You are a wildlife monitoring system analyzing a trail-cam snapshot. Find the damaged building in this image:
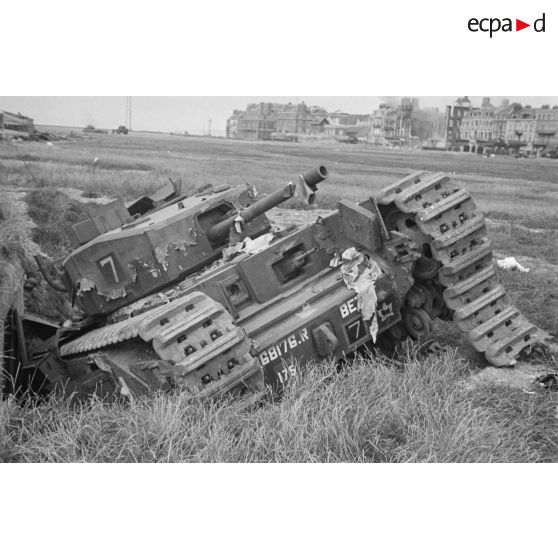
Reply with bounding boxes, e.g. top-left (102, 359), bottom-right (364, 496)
top-left (325, 112), bottom-right (371, 142)
top-left (369, 99), bottom-right (414, 146)
top-left (227, 98), bottom-right (458, 147)
top-left (411, 107), bottom-right (446, 147)
top-left (443, 97), bottom-right (471, 150)
top-left (227, 100), bottom-right (422, 145)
